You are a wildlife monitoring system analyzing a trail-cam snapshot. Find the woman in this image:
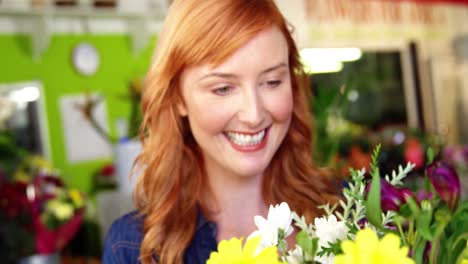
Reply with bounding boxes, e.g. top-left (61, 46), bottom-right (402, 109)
top-left (103, 0), bottom-right (337, 263)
